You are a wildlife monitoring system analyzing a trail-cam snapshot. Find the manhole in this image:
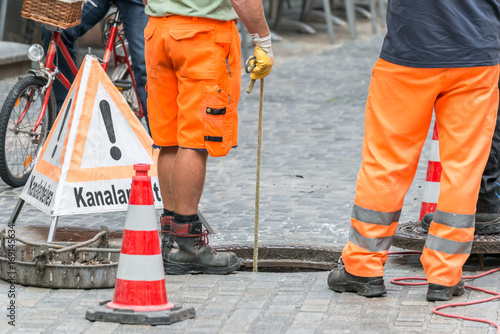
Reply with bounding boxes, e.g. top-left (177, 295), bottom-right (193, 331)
top-left (215, 245), bottom-right (341, 272)
top-left (393, 220), bottom-right (500, 254)
top-left (1, 224), bottom-right (341, 289)
top-left (0, 227), bottom-right (119, 289)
